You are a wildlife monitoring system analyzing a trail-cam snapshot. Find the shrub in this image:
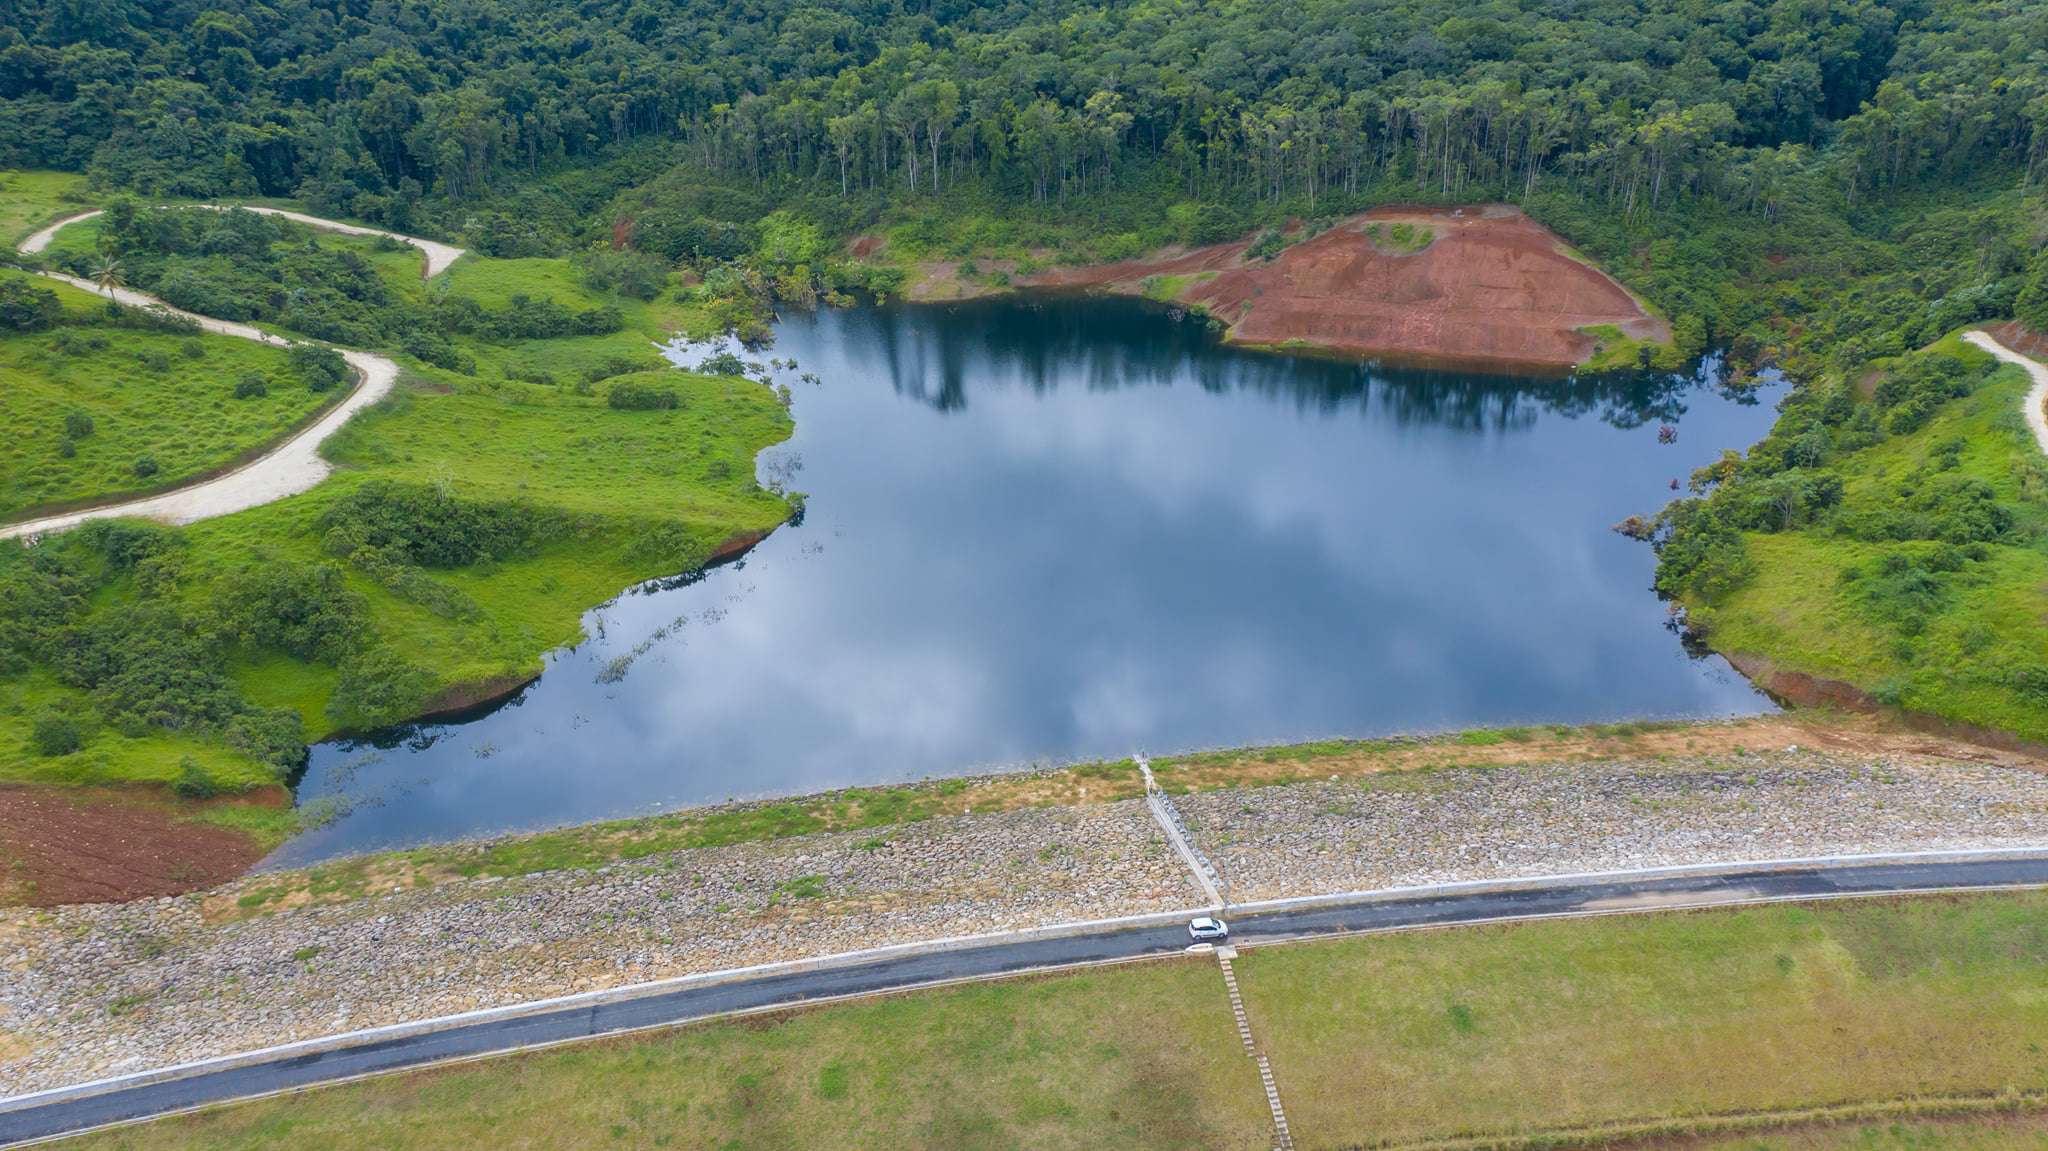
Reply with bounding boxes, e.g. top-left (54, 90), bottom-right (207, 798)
top-left (288, 344), bottom-right (350, 393)
top-left (1652, 499), bottom-right (1756, 601)
top-left (233, 373), bottom-right (269, 399)
top-left (574, 248), bottom-right (669, 299)
top-left (607, 378), bottom-right (682, 410)
top-left (585, 354), bottom-right (653, 384)
top-left (319, 479), bottom-right (575, 568)
top-left (326, 647), bottom-right (435, 730)
top-left (173, 757), bottom-right (219, 799)
top-left (31, 712), bottom-right (81, 756)
top-left (697, 351), bottom-right (747, 376)
top-left (180, 339), bottom-right (206, 360)
top-left (132, 456), bottom-right (160, 478)
top-left (63, 409), bottom-right (95, 438)
top-left (399, 329), bottom-right (474, 373)
top-left (57, 439), bottom-right (75, 458)
top-left (0, 279), bottom-right (61, 331)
